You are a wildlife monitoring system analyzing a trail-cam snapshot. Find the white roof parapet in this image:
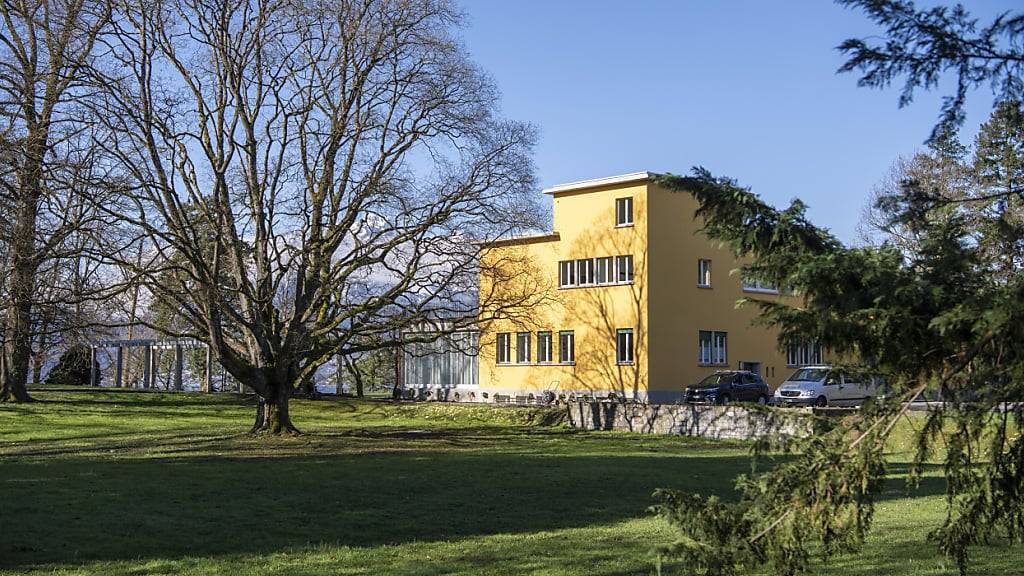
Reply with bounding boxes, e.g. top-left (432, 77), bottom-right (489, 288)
top-left (542, 171), bottom-right (659, 195)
